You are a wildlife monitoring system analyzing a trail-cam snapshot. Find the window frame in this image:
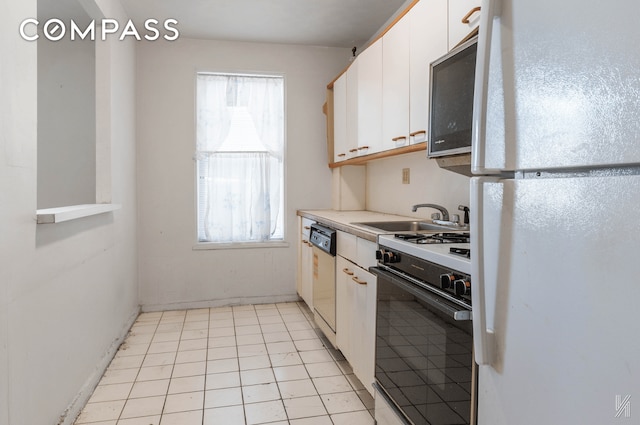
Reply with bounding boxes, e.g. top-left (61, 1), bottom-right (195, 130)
top-left (192, 71), bottom-right (288, 250)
